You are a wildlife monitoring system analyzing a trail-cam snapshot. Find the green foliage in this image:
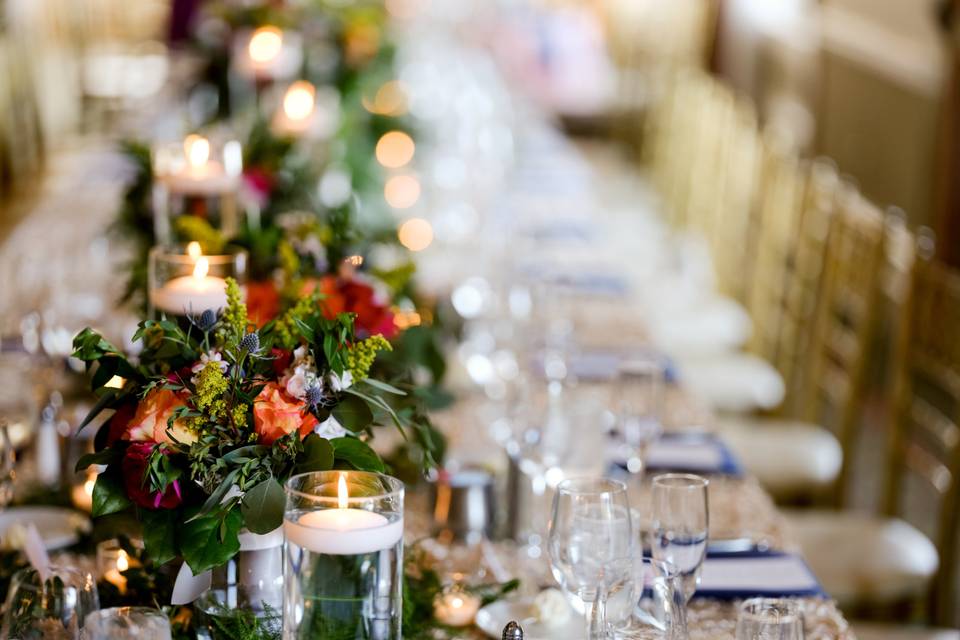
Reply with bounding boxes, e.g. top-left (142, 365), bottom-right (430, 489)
top-left (331, 437), bottom-right (385, 473)
top-left (240, 478), bottom-right (285, 535)
top-left (201, 603), bottom-right (281, 640)
top-left (180, 509), bottom-right (243, 574)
